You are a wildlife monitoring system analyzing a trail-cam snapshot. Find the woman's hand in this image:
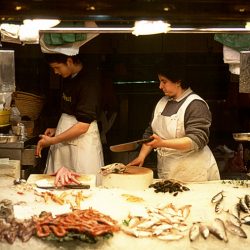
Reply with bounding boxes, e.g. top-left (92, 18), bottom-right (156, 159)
top-left (127, 155), bottom-right (145, 167)
top-left (52, 166), bottom-right (81, 187)
top-left (145, 134), bottom-right (165, 148)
